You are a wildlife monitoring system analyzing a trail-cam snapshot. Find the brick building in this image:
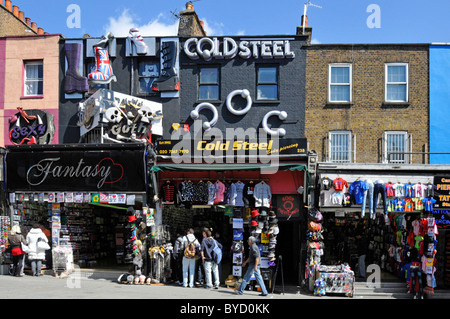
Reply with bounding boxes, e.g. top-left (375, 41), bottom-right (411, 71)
top-left (0, 0), bottom-right (46, 36)
top-left (305, 43), bottom-right (429, 165)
